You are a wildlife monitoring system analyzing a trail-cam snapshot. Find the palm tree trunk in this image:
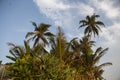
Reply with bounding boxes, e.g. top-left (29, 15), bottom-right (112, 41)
top-left (59, 35), bottom-right (62, 66)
